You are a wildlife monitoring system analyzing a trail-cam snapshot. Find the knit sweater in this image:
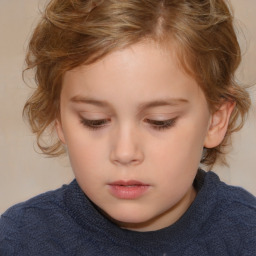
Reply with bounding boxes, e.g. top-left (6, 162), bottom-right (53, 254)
top-left (1, 170), bottom-right (256, 256)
